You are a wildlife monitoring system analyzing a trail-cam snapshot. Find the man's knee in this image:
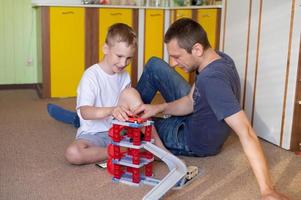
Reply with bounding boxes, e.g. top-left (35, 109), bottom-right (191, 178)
top-left (145, 57), bottom-right (167, 71)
